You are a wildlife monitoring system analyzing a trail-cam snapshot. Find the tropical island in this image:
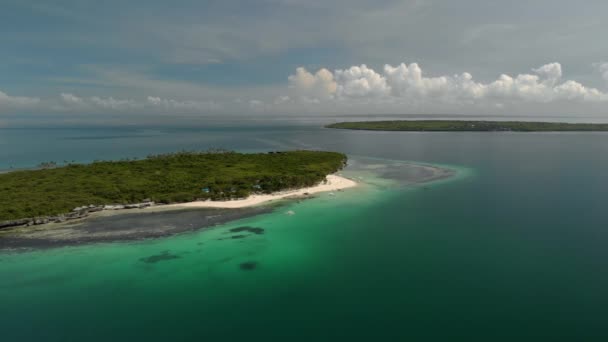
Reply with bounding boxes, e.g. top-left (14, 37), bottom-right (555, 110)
top-left (326, 120), bottom-right (608, 132)
top-left (0, 150), bottom-right (350, 229)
